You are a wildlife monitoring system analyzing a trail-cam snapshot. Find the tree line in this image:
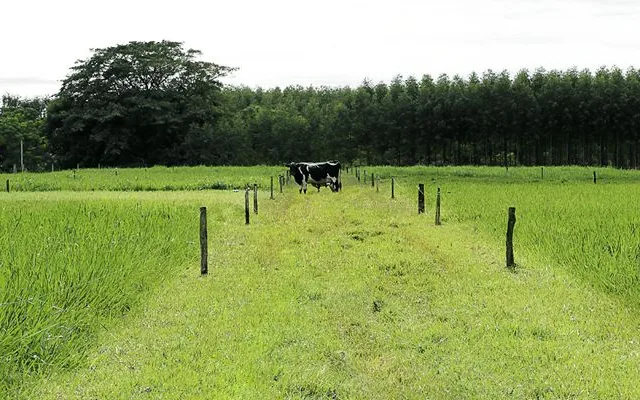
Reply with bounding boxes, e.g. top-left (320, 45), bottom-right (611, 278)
top-left (219, 67), bottom-right (640, 168)
top-left (1, 41), bottom-right (639, 170)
